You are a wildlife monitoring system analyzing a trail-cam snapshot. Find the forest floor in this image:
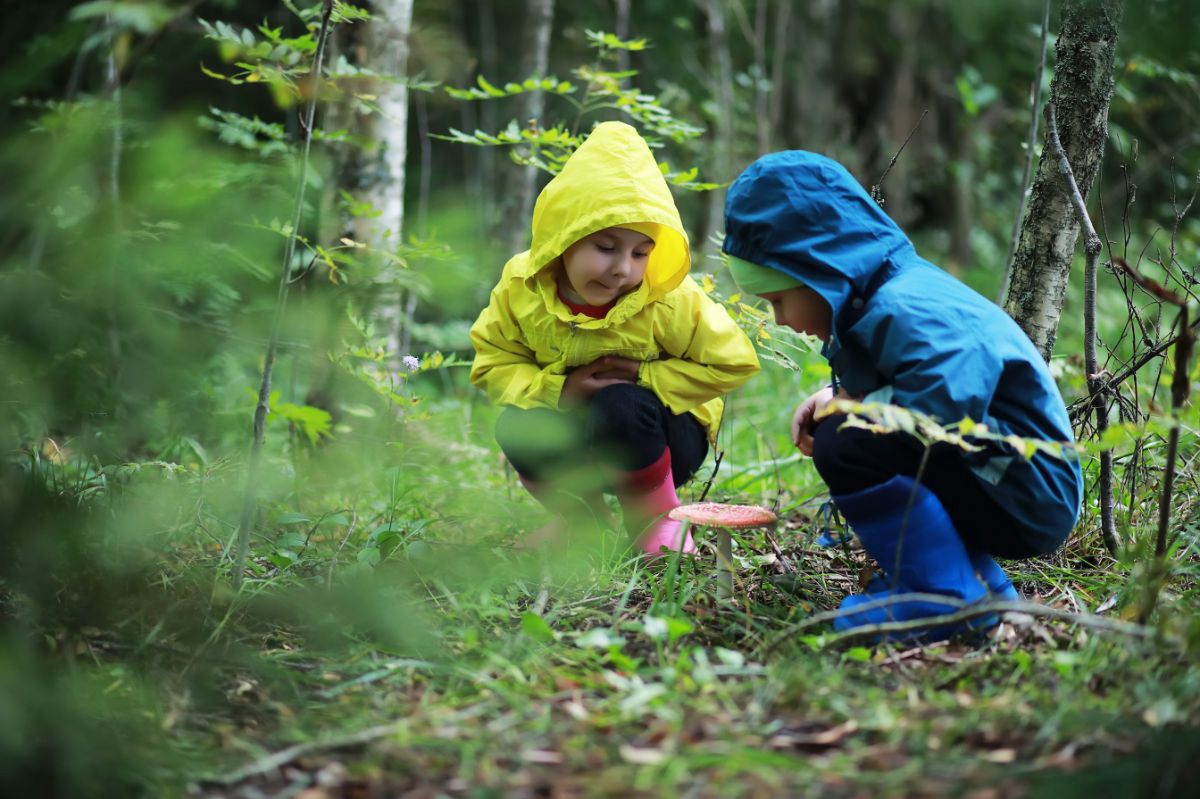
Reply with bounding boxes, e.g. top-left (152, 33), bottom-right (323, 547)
top-left (178, 504), bottom-right (1200, 799)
